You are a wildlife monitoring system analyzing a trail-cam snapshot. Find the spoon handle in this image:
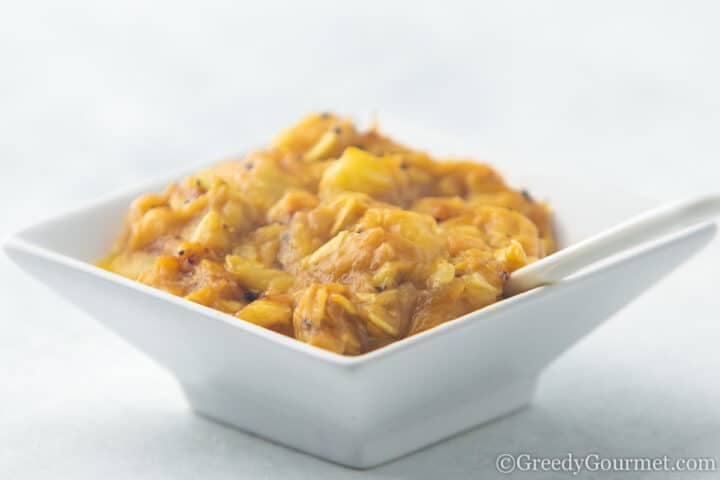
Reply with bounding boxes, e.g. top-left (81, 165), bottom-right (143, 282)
top-left (504, 194), bottom-right (720, 296)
